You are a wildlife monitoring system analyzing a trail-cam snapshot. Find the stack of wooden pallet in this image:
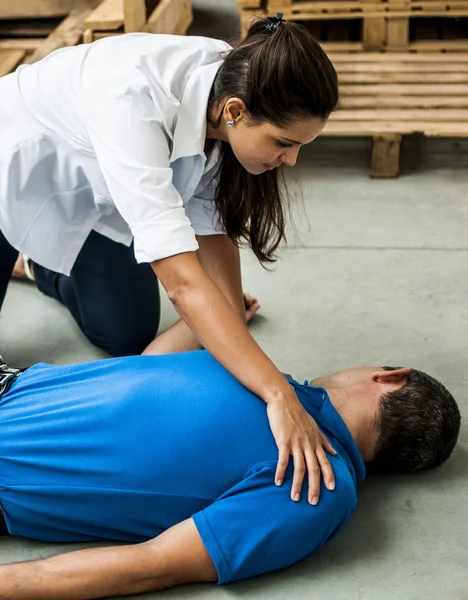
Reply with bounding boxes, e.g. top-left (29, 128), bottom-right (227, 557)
top-left (239, 1), bottom-right (468, 176)
top-left (82, 0), bottom-right (192, 44)
top-left (0, 0), bottom-right (193, 79)
top-left (325, 52), bottom-right (468, 176)
top-left (240, 0), bottom-right (468, 51)
top-left (0, 0), bottom-right (98, 76)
